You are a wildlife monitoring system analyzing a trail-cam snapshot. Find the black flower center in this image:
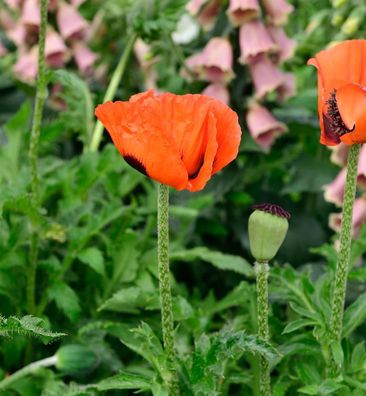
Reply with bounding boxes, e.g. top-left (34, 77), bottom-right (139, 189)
top-left (252, 203), bottom-right (291, 219)
top-left (124, 155), bottom-right (147, 175)
top-left (323, 90), bottom-right (354, 141)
